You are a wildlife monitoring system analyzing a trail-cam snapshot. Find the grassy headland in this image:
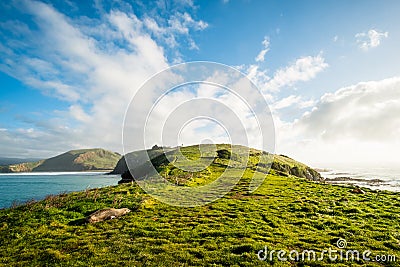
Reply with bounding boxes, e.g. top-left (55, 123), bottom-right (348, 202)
top-left (0, 145), bottom-right (399, 266)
